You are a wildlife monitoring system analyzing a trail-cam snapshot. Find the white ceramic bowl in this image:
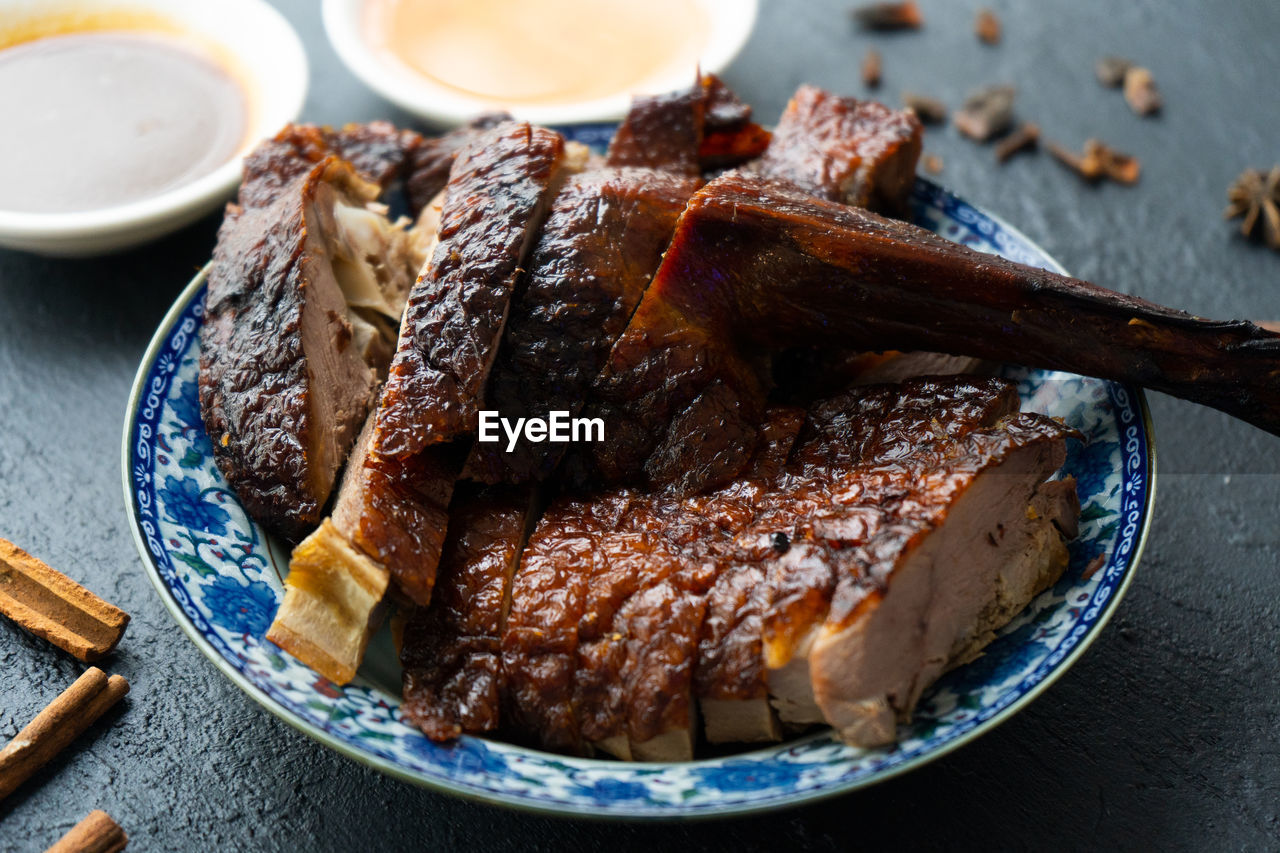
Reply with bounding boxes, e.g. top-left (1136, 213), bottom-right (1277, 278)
top-left (0, 0), bottom-right (307, 256)
top-left (323, 0), bottom-right (758, 127)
